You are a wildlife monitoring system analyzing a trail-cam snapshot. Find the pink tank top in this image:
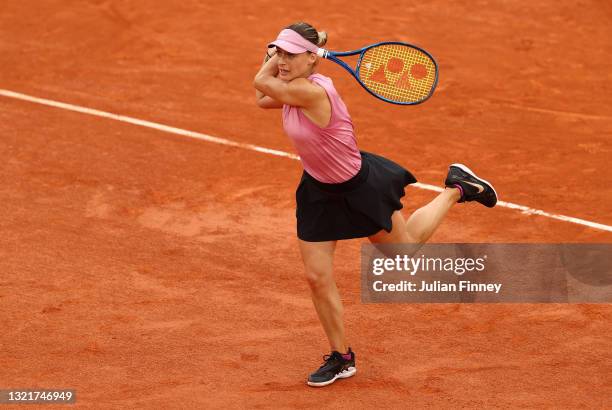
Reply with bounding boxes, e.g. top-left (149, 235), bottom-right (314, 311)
top-left (282, 73), bottom-right (362, 183)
